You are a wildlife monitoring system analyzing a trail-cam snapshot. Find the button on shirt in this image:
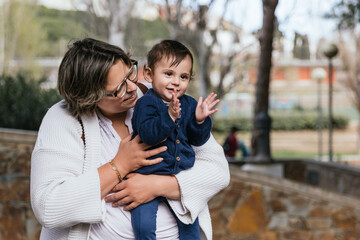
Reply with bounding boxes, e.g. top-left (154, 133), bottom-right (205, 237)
top-left (131, 89), bottom-right (212, 175)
